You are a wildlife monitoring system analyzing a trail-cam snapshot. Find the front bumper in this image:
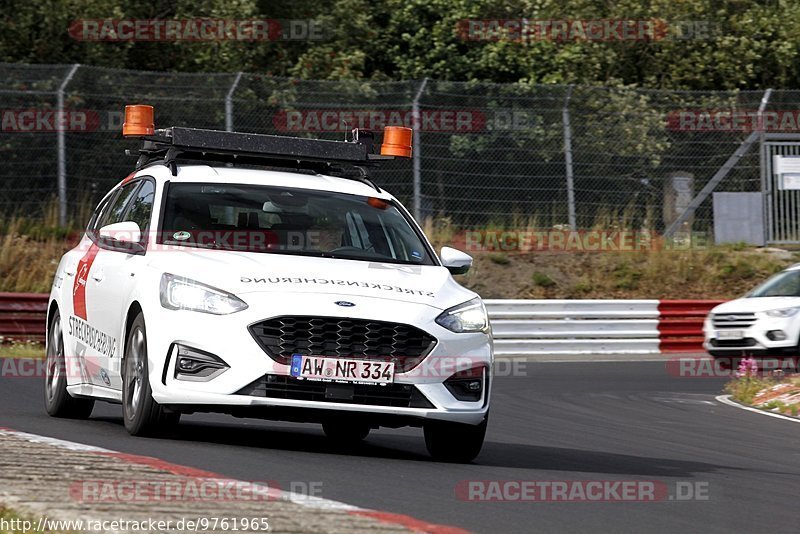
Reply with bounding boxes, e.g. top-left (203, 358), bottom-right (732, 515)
top-left (703, 314), bottom-right (798, 356)
top-left (145, 292), bottom-right (492, 426)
